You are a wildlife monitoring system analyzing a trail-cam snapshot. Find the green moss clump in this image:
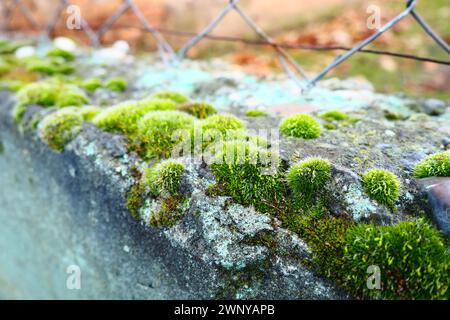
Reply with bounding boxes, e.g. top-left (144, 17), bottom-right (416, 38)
top-left (78, 106), bottom-right (102, 121)
top-left (201, 114), bottom-right (245, 134)
top-left (105, 77), bottom-right (128, 92)
top-left (362, 169), bottom-right (400, 207)
top-left (279, 114), bottom-right (321, 139)
top-left (92, 99), bottom-right (176, 134)
top-left (46, 47), bottom-right (75, 61)
top-left (149, 195), bottom-right (188, 227)
top-left (413, 151), bottom-right (450, 178)
top-left (137, 111), bottom-right (195, 158)
top-left (0, 79), bottom-right (24, 92)
top-left (24, 57), bottom-right (75, 75)
top-left (210, 140), bottom-right (284, 212)
top-left (37, 108), bottom-right (83, 151)
top-left (287, 158), bottom-right (332, 205)
top-left (81, 78), bottom-right (102, 92)
top-left (56, 84), bottom-right (90, 107)
top-left (152, 91), bottom-right (190, 104)
top-left (0, 58), bottom-right (11, 76)
top-left (324, 123), bottom-right (336, 130)
top-left (177, 102), bottom-right (217, 119)
top-left (13, 81), bottom-right (89, 121)
top-left (0, 39), bottom-right (24, 54)
top-left (145, 160), bottom-right (185, 197)
top-left (344, 219), bottom-right (450, 299)
top-left (284, 213), bottom-right (353, 280)
top-left (199, 114), bottom-right (245, 148)
top-left (320, 110), bottom-right (349, 121)
top-left (245, 109), bottom-right (267, 117)
top-left (126, 181), bottom-right (146, 219)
